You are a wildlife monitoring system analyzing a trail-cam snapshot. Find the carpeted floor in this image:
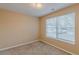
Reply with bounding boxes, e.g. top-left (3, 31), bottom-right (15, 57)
top-left (0, 41), bottom-right (70, 55)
